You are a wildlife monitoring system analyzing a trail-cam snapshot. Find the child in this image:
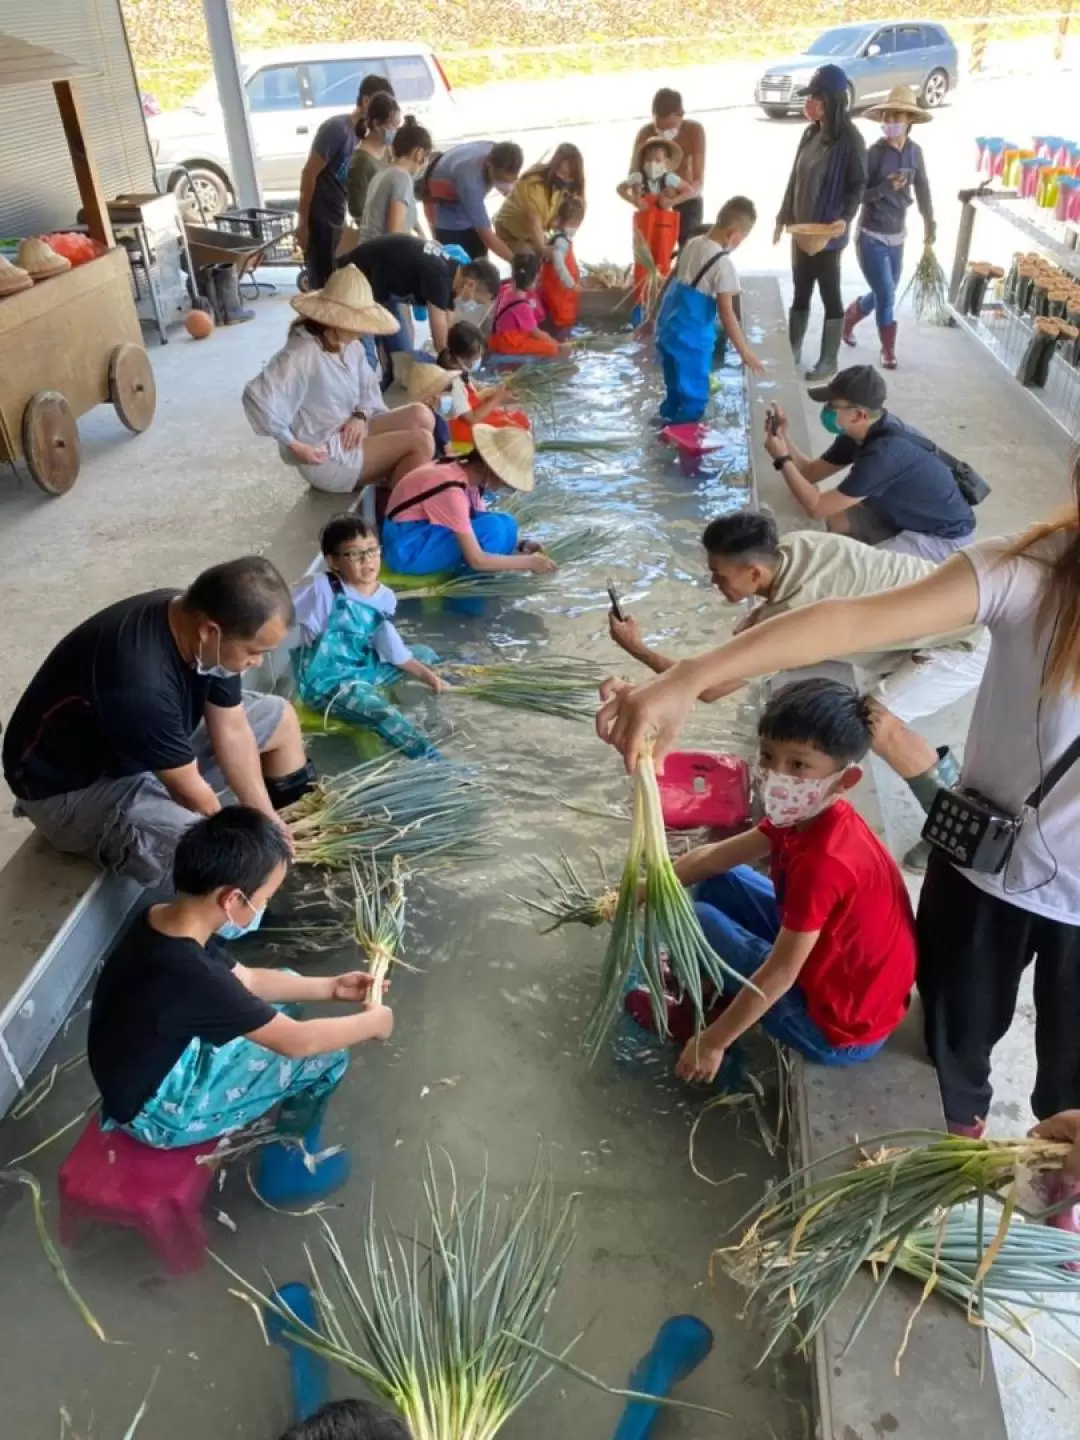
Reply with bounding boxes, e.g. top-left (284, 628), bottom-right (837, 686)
top-left (617, 136), bottom-right (692, 320)
top-left (380, 424), bottom-right (555, 576)
top-left (540, 194), bottom-right (585, 335)
top-left (656, 195), bottom-right (765, 425)
top-left (435, 321), bottom-right (530, 446)
top-left (292, 515), bottom-right (442, 758)
top-left (278, 1399), bottom-right (410, 1440)
top-left (405, 360), bottom-right (456, 456)
top-left (488, 250), bottom-right (563, 359)
top-left (626, 678), bottom-right (916, 1084)
top-left (86, 808), bottom-right (394, 1203)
